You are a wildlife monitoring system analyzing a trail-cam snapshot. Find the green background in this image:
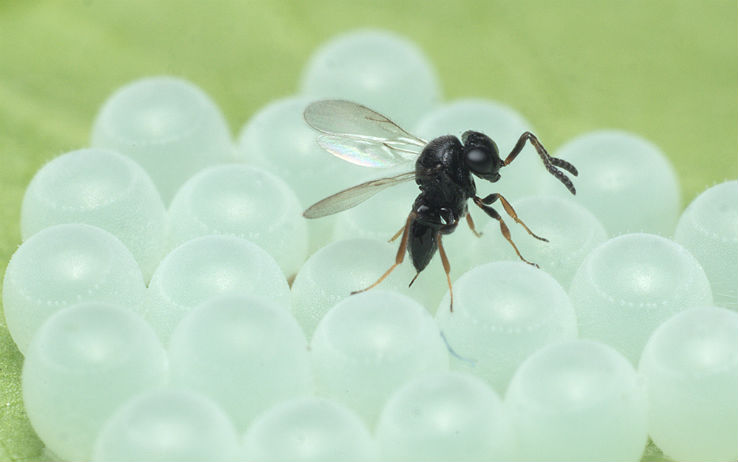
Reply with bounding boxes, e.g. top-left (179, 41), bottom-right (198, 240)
top-left (1, 1), bottom-right (736, 459)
